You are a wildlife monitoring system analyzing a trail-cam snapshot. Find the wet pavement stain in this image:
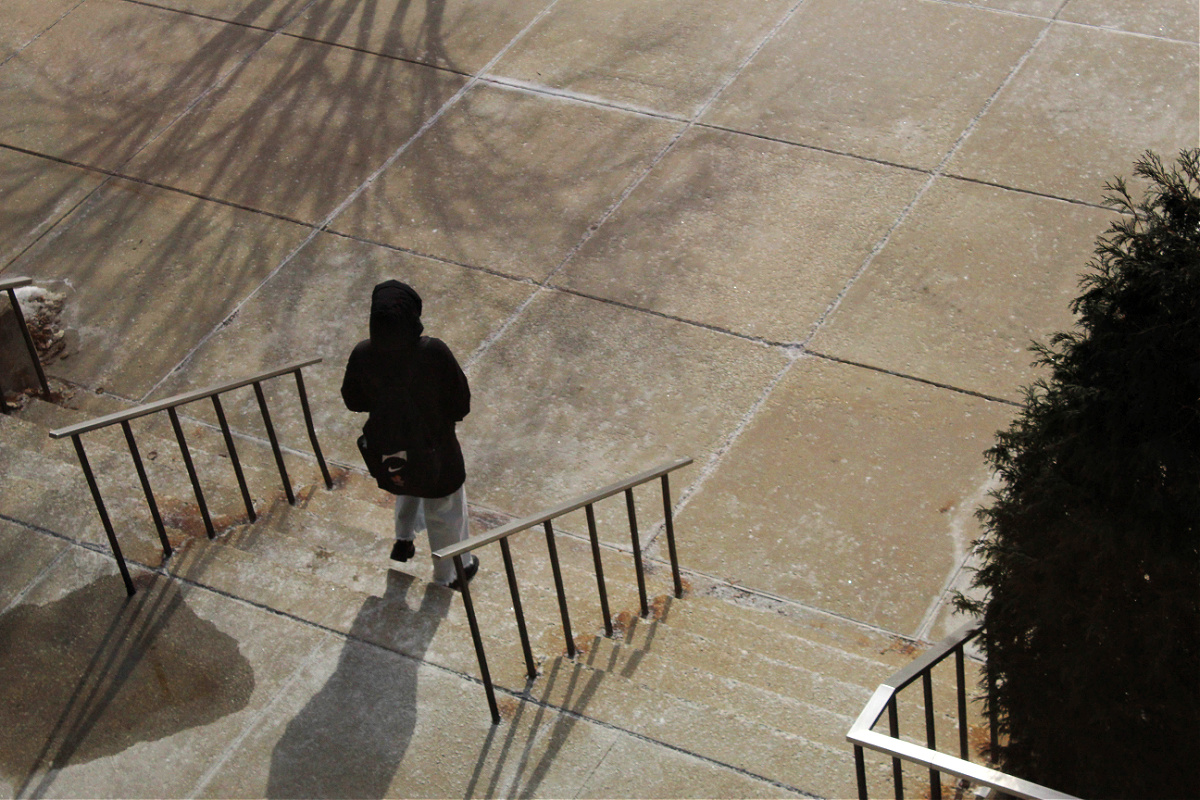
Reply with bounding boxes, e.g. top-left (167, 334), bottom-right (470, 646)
top-left (0, 572), bottom-right (254, 787)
